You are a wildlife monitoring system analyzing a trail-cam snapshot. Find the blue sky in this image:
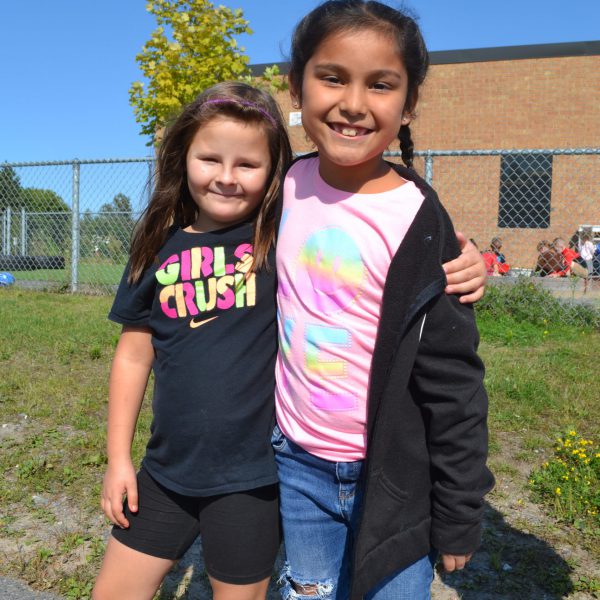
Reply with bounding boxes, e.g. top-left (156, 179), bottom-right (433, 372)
top-left (1, 0), bottom-right (598, 163)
